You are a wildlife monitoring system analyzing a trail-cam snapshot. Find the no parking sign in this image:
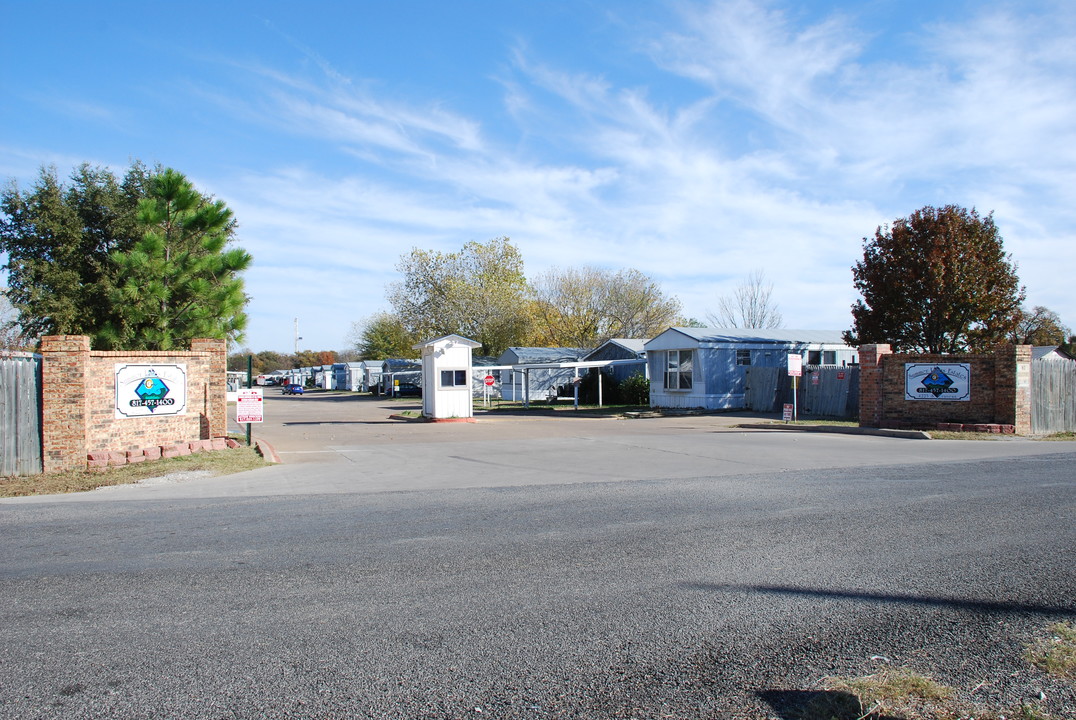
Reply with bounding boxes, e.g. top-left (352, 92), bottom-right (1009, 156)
top-left (237, 388), bottom-right (264, 423)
